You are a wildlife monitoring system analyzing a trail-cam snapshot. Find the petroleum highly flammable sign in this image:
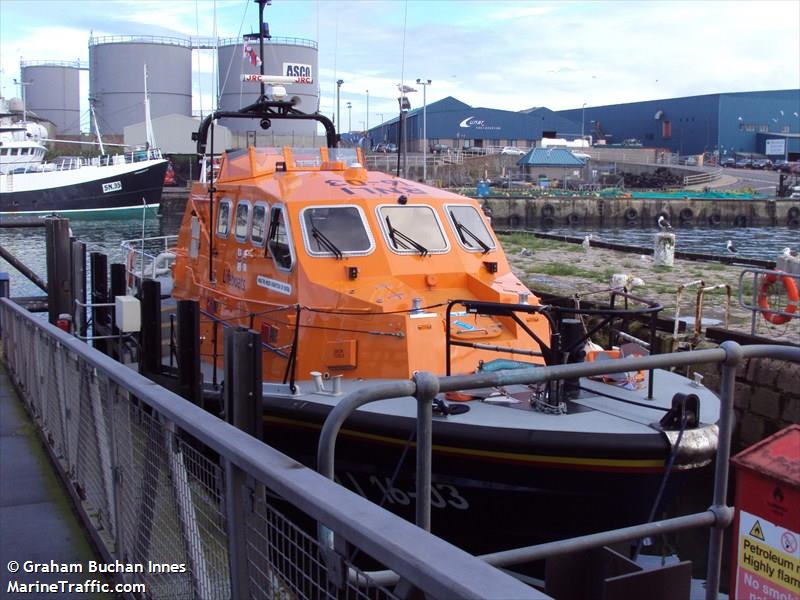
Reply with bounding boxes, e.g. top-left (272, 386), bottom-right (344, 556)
top-left (736, 510), bottom-right (800, 600)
